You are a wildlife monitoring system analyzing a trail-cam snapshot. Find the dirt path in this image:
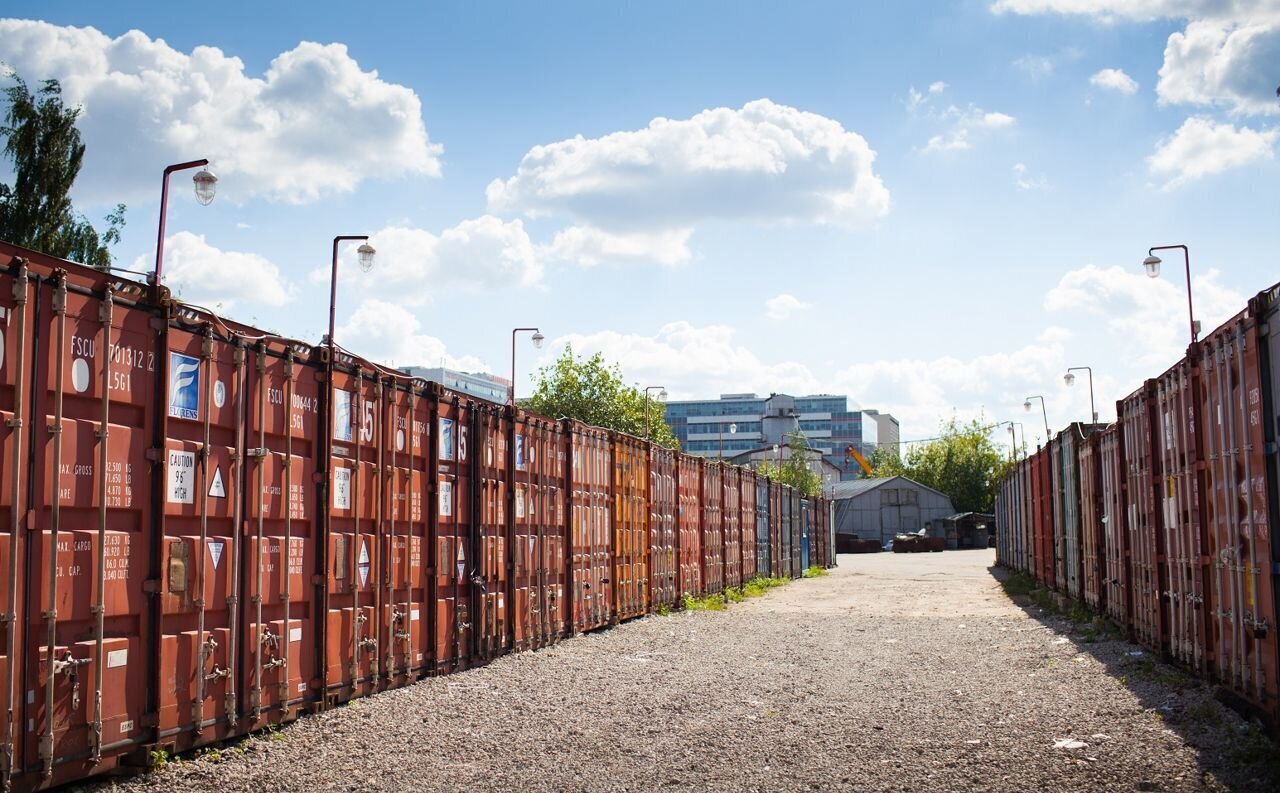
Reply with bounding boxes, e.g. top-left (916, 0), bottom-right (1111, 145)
top-left (116, 551), bottom-right (1278, 792)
